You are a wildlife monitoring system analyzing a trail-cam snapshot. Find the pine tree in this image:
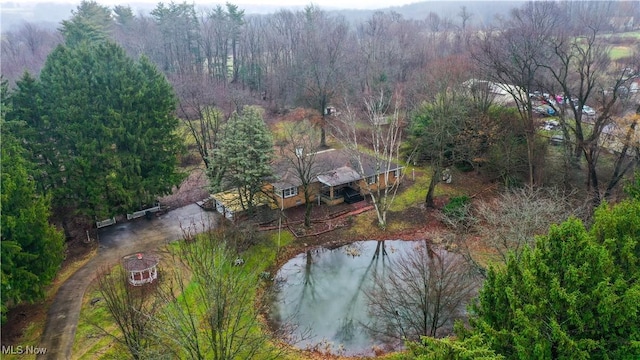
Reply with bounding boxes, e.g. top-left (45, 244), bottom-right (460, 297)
top-left (1, 81), bottom-right (64, 322)
top-left (209, 106), bottom-right (273, 212)
top-left (10, 40), bottom-right (184, 219)
top-left (60, 0), bottom-right (114, 46)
